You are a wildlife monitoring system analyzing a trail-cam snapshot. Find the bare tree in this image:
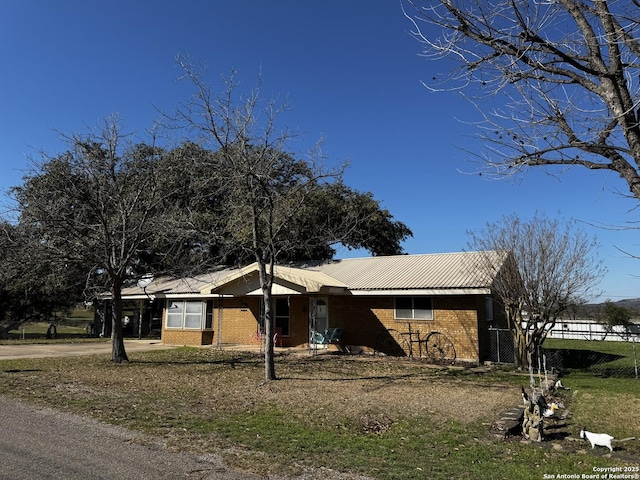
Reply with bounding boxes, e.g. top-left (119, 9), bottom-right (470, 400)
top-left (467, 213), bottom-right (605, 366)
top-left (170, 59), bottom-right (347, 380)
top-left (169, 58), bottom-right (412, 380)
top-left (404, 1), bottom-right (640, 199)
top-left (13, 117), bottom-right (170, 362)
